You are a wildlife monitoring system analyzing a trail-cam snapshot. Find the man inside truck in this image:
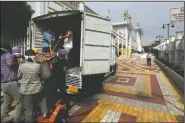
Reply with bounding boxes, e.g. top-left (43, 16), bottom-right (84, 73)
top-left (59, 30), bottom-right (73, 61)
top-left (42, 29), bottom-right (55, 53)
